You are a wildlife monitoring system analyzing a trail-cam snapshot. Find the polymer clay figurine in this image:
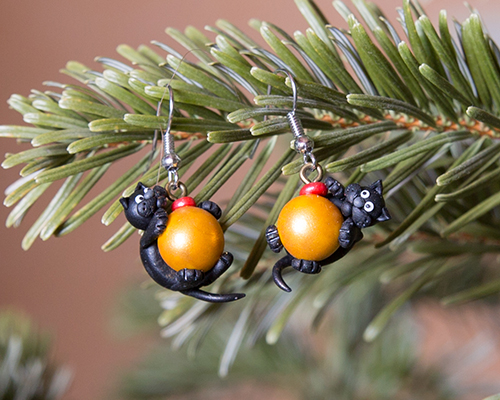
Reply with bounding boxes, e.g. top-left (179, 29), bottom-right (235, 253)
top-left (120, 85), bottom-right (244, 303)
top-left (265, 69), bottom-right (390, 292)
top-left (266, 177), bottom-right (390, 292)
top-left (121, 183), bottom-right (245, 302)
